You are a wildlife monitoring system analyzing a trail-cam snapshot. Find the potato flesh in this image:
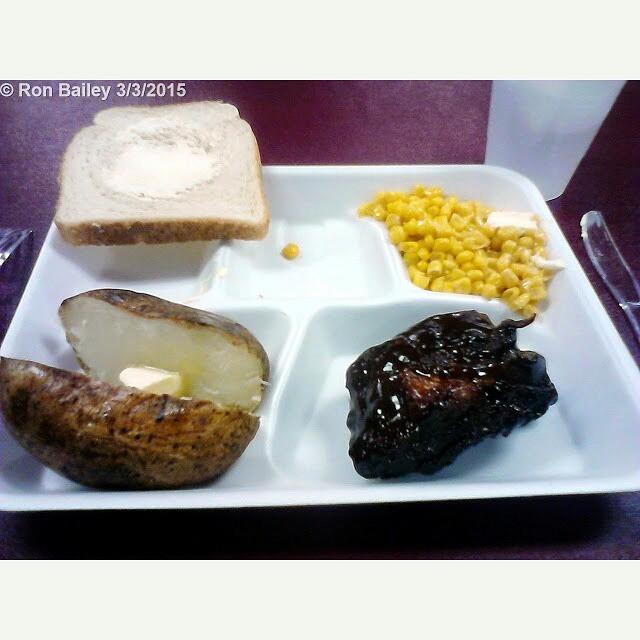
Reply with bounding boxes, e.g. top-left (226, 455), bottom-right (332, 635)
top-left (62, 297), bottom-right (264, 410)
